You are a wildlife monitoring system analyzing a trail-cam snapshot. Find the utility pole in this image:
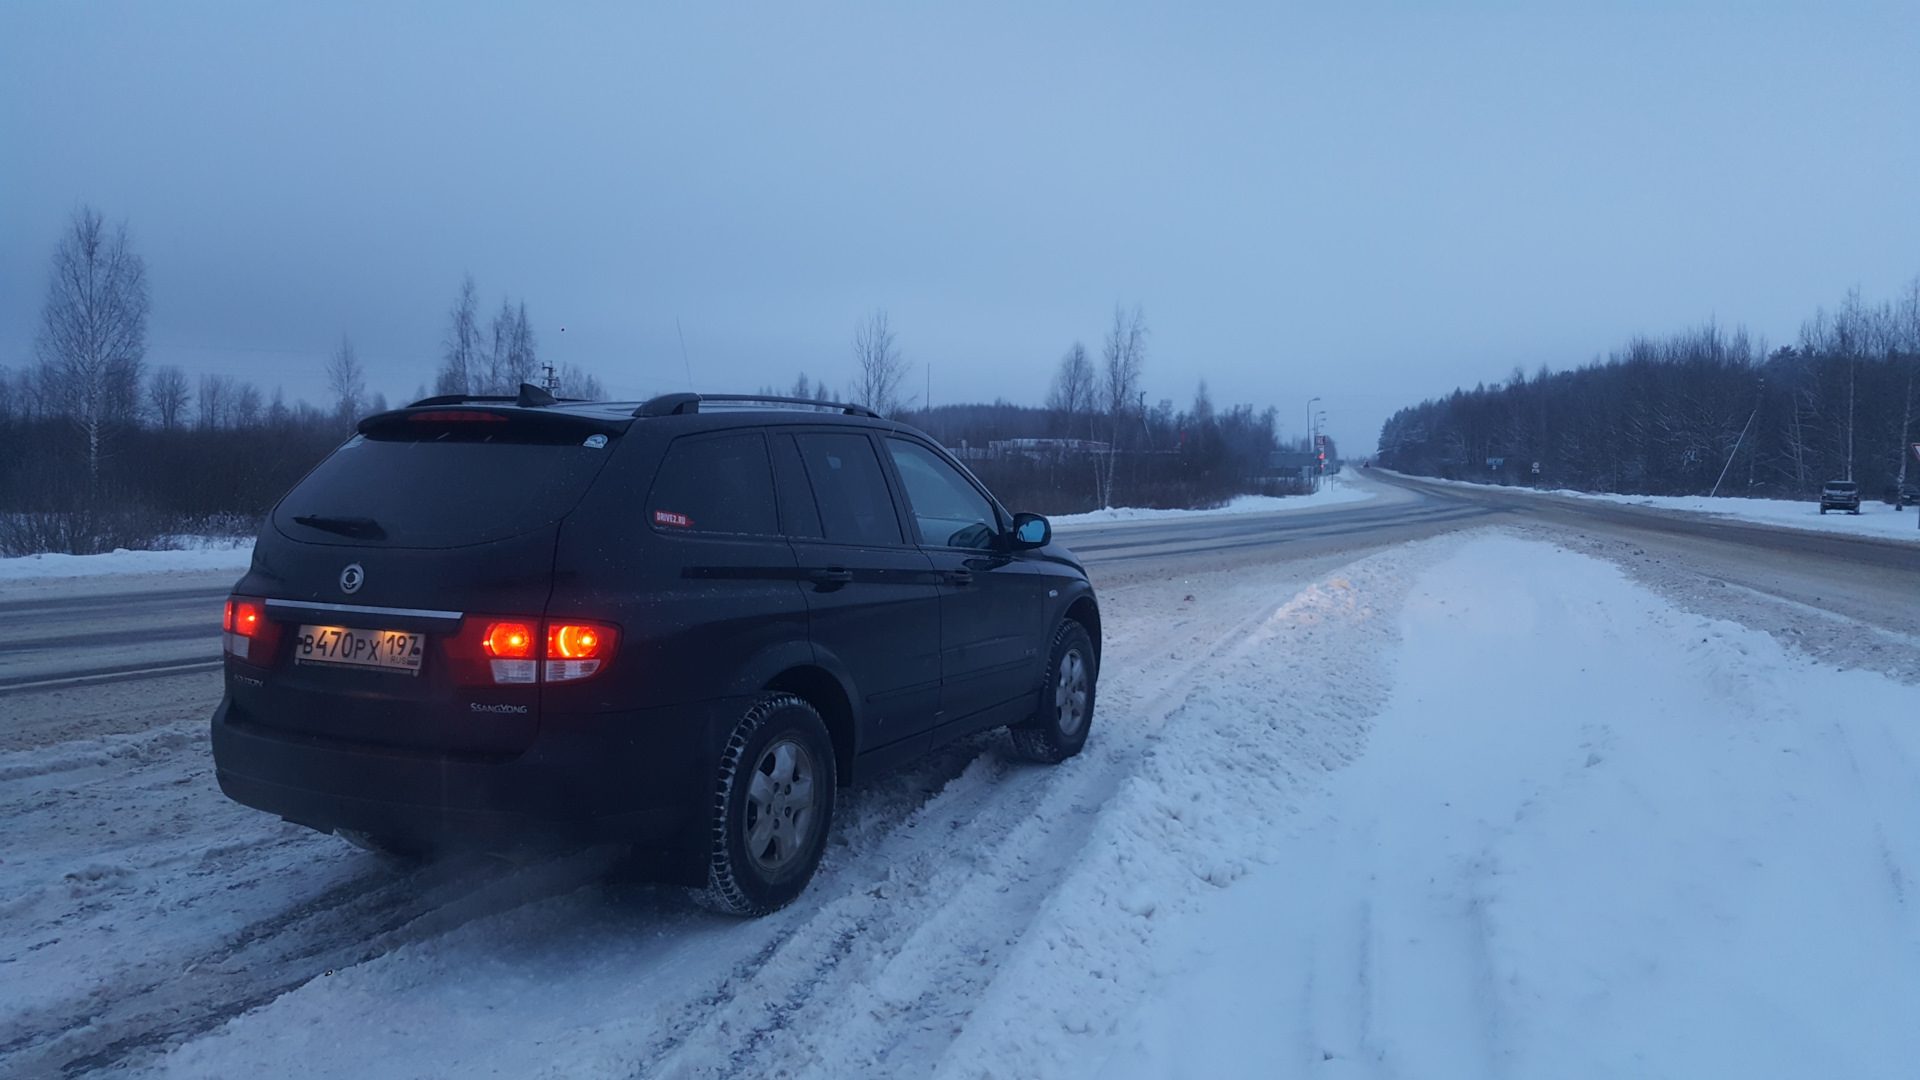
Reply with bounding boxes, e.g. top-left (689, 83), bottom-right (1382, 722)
top-left (1847, 352), bottom-right (1856, 481)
